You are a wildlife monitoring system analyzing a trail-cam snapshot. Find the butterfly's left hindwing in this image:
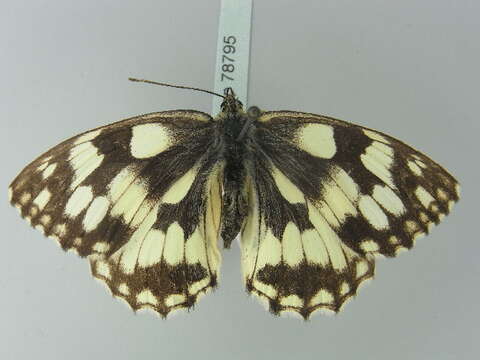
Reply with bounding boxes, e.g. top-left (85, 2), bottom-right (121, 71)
top-left (9, 111), bottom-right (223, 316)
top-left (240, 111), bottom-right (459, 318)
